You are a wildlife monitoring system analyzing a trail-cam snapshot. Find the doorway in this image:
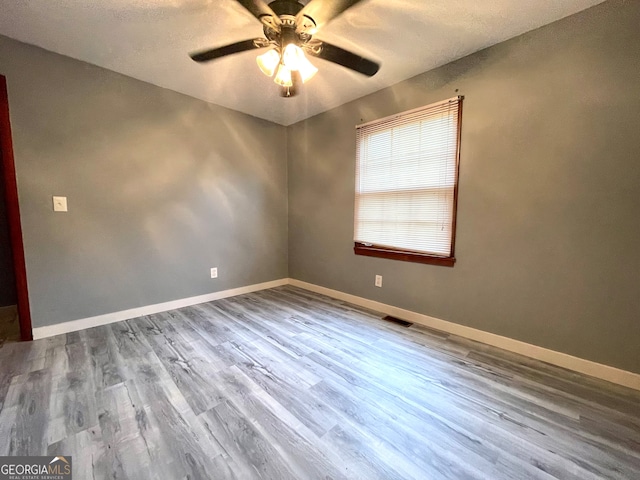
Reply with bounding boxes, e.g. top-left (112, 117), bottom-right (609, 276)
top-left (0, 162), bottom-right (19, 344)
top-left (0, 74), bottom-right (33, 342)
